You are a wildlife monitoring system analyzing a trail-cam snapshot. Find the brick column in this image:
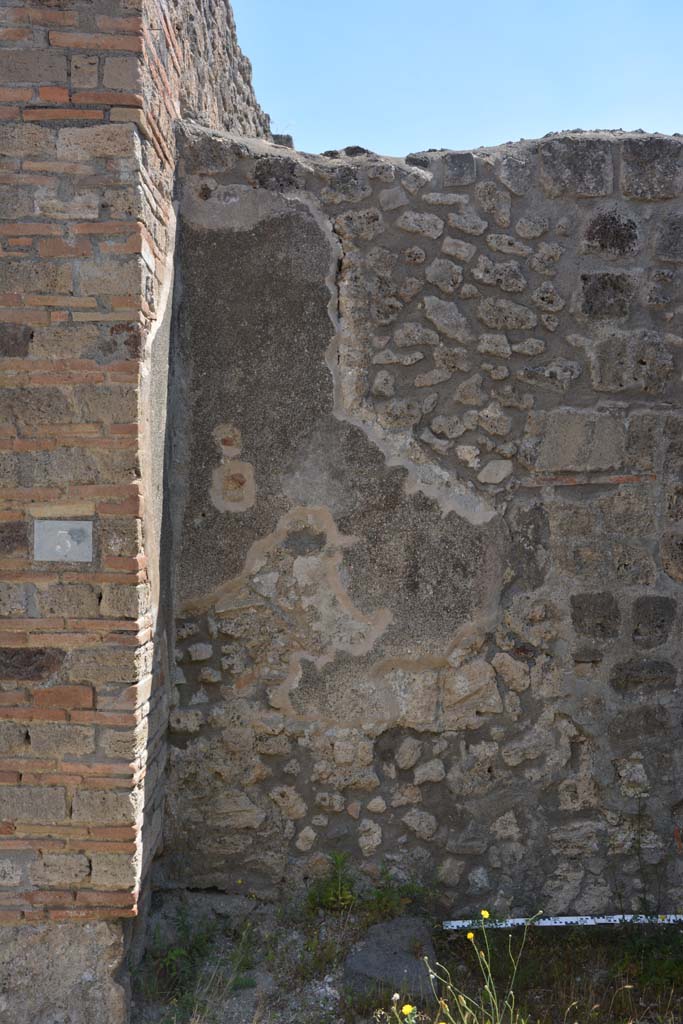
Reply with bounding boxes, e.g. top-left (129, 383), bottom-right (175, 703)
top-left (0, 1), bottom-right (268, 1017)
